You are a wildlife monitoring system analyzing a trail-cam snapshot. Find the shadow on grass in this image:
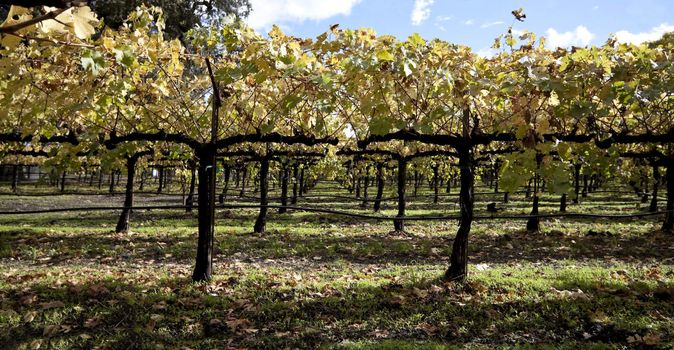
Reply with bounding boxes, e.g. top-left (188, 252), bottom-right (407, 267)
top-left (2, 221), bottom-right (671, 269)
top-left (1, 268), bottom-right (672, 349)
